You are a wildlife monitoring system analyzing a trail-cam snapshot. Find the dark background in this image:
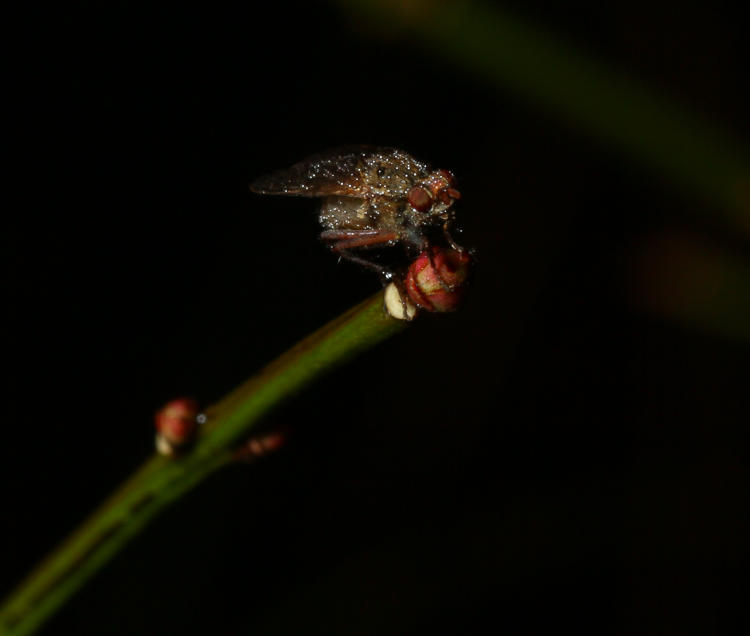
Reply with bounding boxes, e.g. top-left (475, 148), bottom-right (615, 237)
top-left (4, 2), bottom-right (748, 634)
